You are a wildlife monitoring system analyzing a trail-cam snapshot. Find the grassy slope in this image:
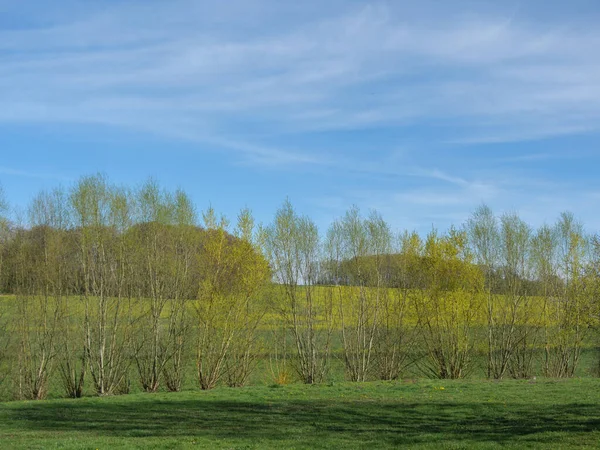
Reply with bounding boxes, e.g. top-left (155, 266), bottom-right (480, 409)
top-left (1, 379), bottom-right (599, 449)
